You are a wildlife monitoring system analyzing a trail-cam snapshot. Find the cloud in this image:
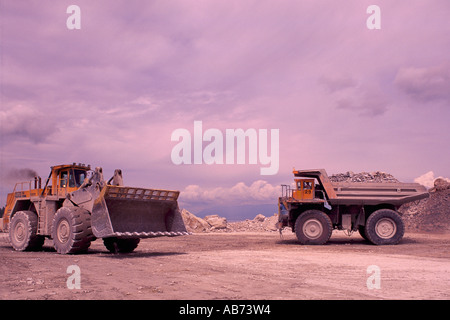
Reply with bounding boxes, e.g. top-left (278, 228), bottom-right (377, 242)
top-left (414, 171), bottom-right (450, 189)
top-left (319, 74), bottom-right (357, 93)
top-left (0, 104), bottom-right (58, 143)
top-left (319, 75), bottom-right (389, 117)
top-left (335, 91), bottom-right (388, 117)
top-left (180, 180), bottom-right (281, 205)
top-left (395, 64), bottom-right (450, 102)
